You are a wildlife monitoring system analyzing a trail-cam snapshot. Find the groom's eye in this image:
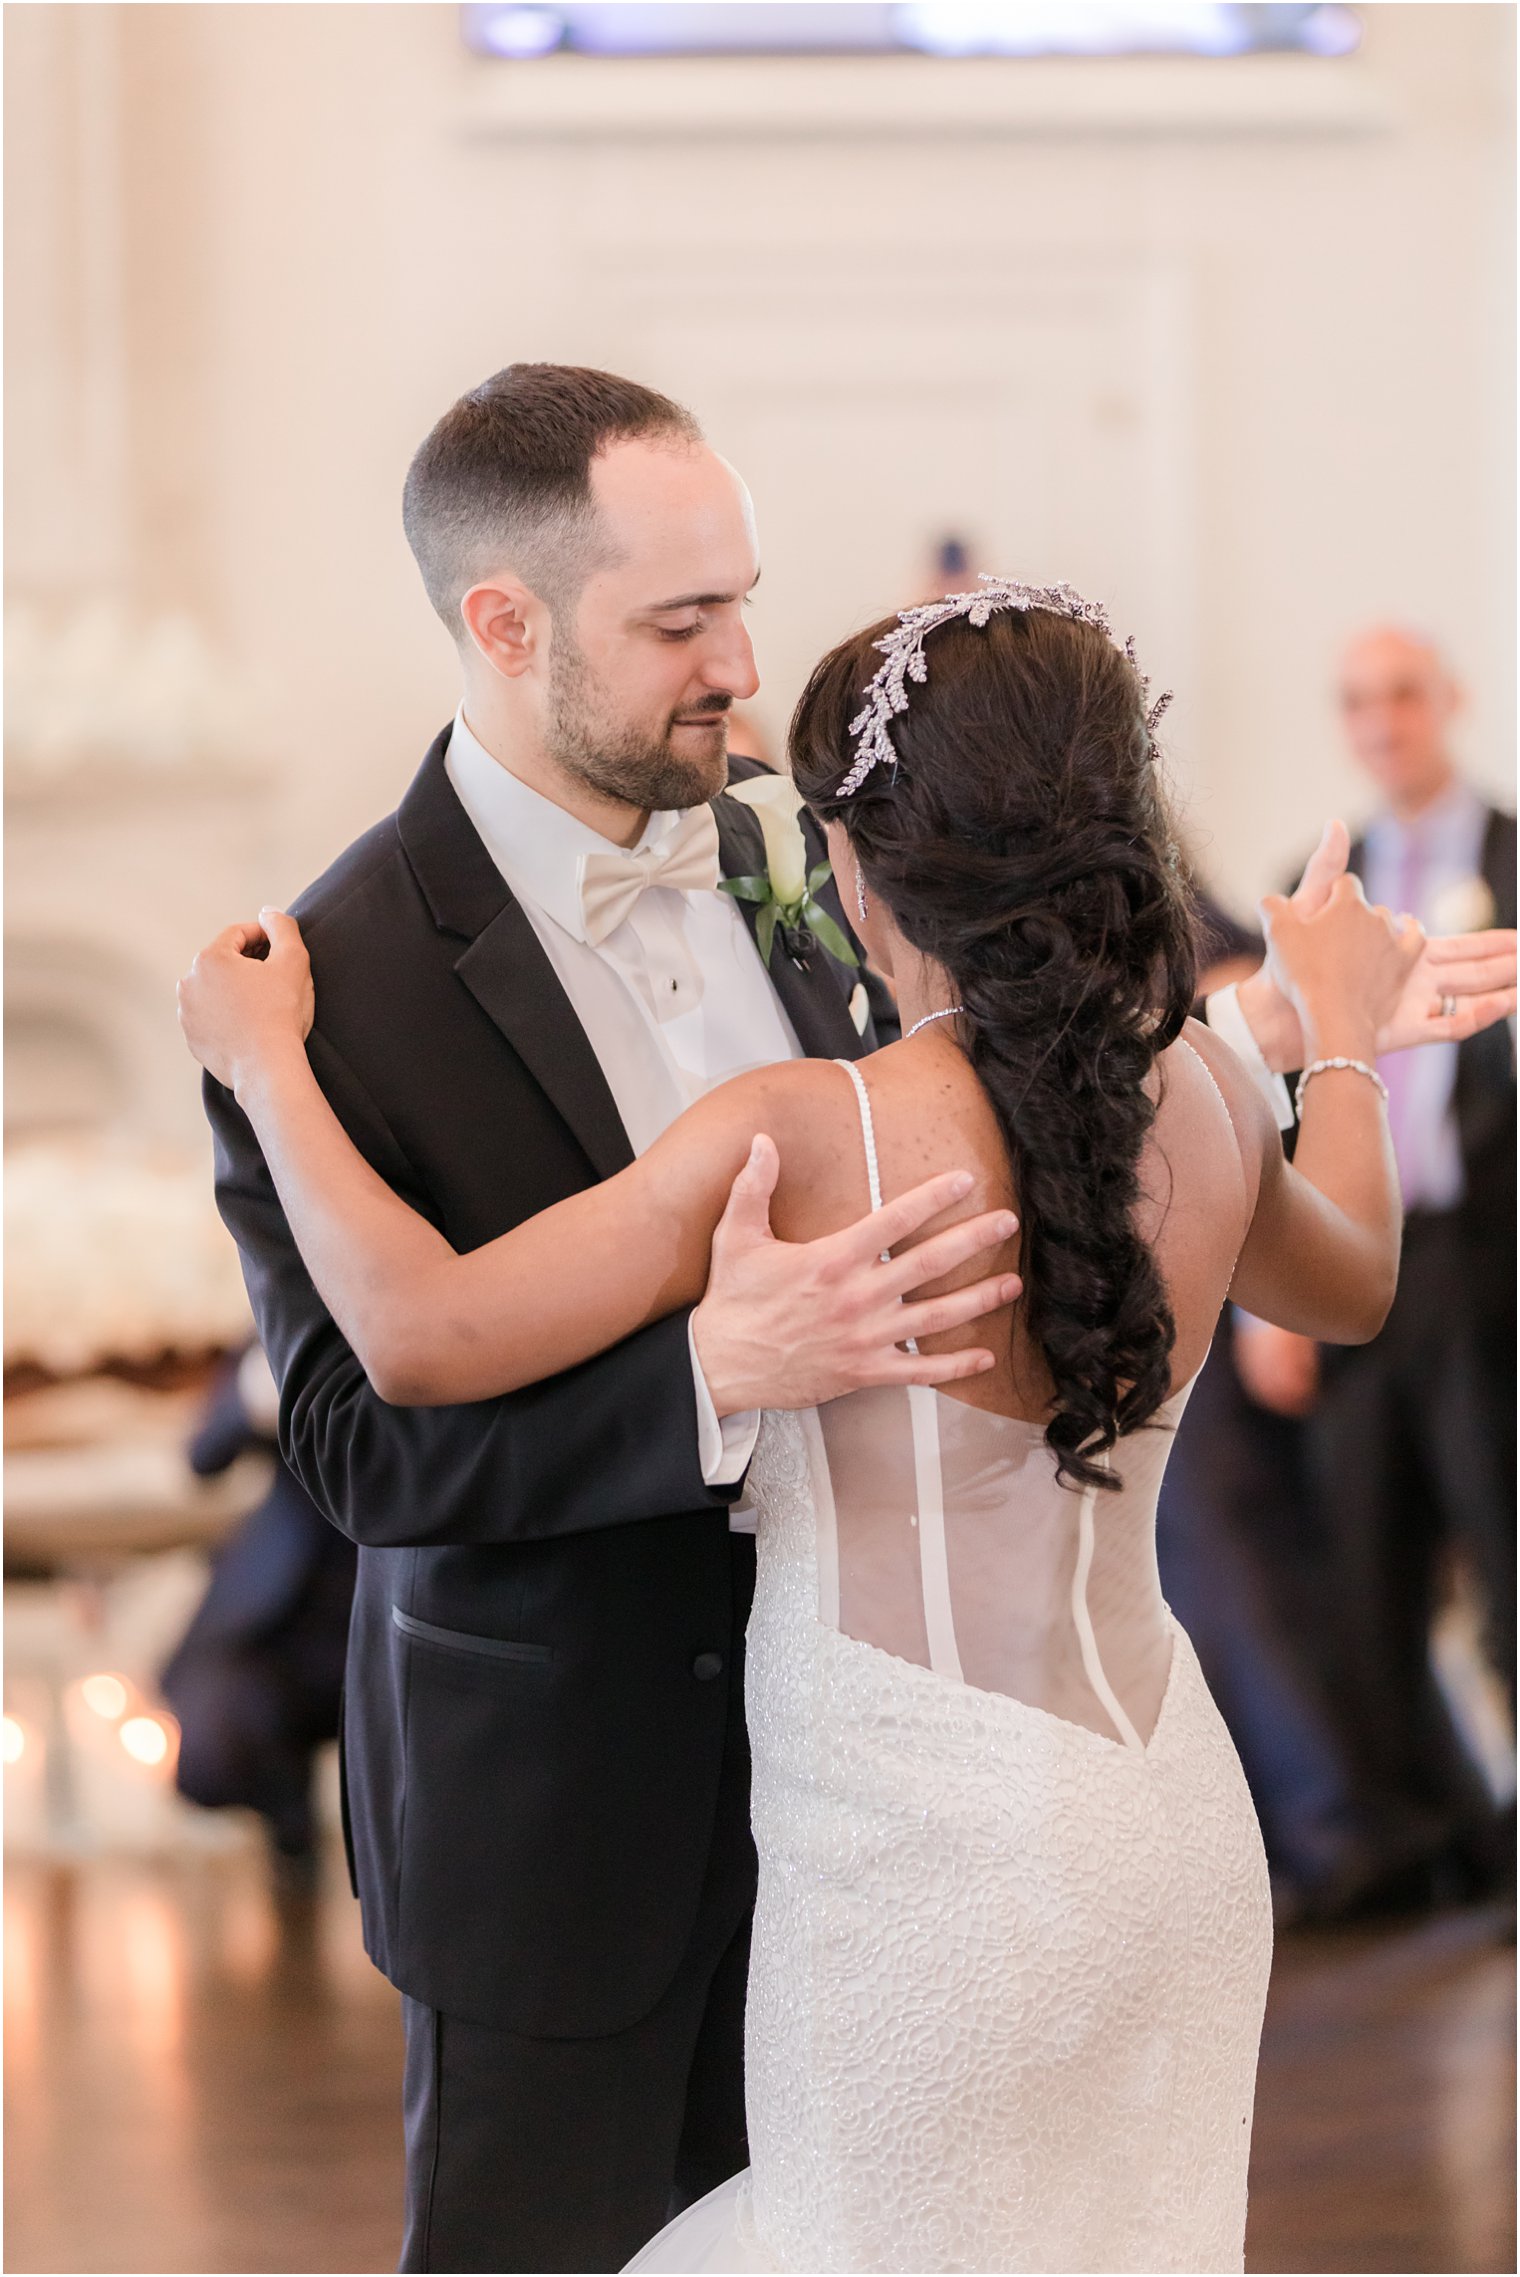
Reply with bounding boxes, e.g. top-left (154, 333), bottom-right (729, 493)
top-left (655, 618), bottom-right (705, 643)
